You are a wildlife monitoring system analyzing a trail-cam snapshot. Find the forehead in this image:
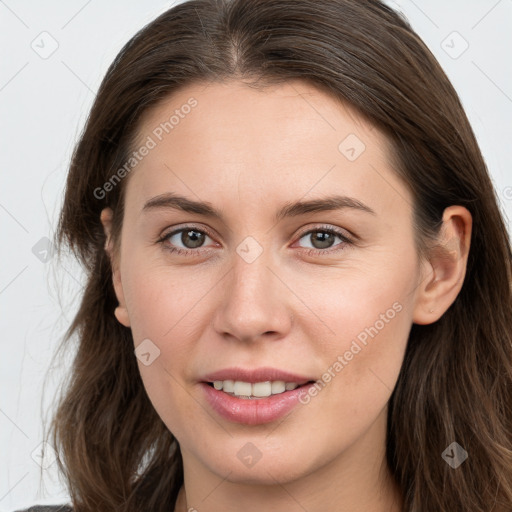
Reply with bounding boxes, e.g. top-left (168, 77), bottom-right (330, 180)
top-left (136, 78), bottom-right (382, 155)
top-left (124, 79), bottom-right (411, 219)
